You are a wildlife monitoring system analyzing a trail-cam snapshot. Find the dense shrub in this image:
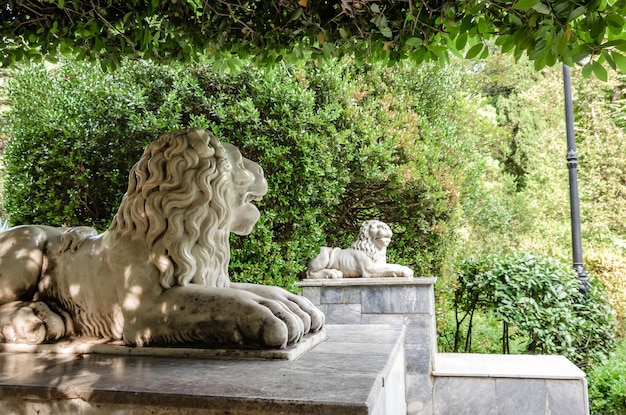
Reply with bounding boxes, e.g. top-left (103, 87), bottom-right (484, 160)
top-left (588, 339), bottom-right (626, 415)
top-left (3, 62), bottom-right (167, 227)
top-left (3, 58), bottom-right (468, 289)
top-left (586, 250), bottom-right (626, 336)
top-left (445, 252), bottom-right (615, 367)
